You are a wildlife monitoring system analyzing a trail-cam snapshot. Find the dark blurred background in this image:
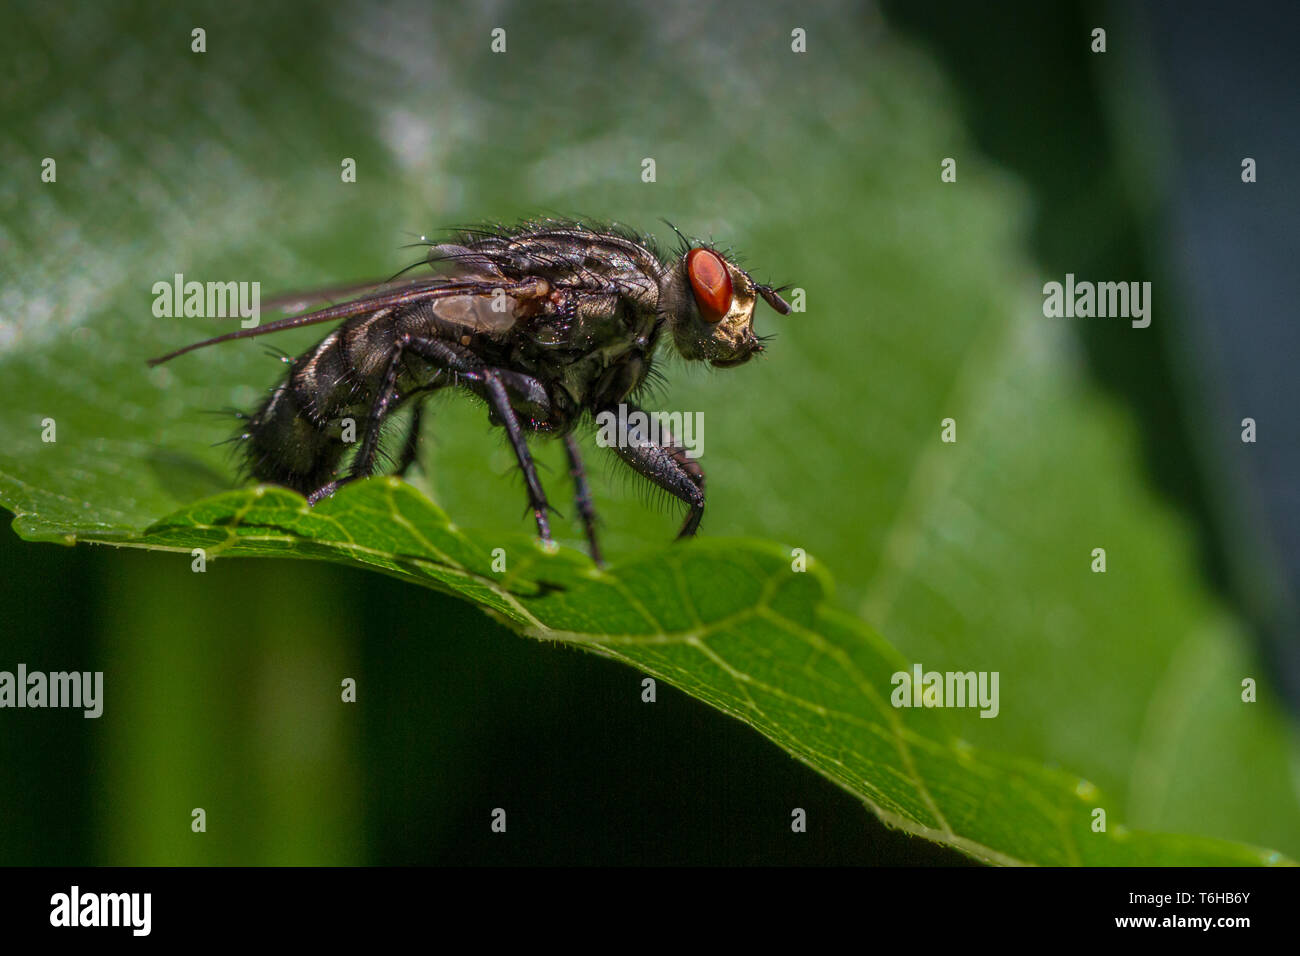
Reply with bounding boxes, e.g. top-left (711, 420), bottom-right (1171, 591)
top-left (1, 0), bottom-right (1295, 865)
